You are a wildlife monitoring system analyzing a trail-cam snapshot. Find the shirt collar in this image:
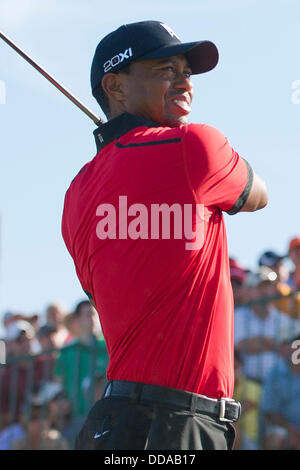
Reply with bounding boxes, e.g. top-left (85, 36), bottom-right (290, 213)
top-left (93, 112), bottom-right (160, 152)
